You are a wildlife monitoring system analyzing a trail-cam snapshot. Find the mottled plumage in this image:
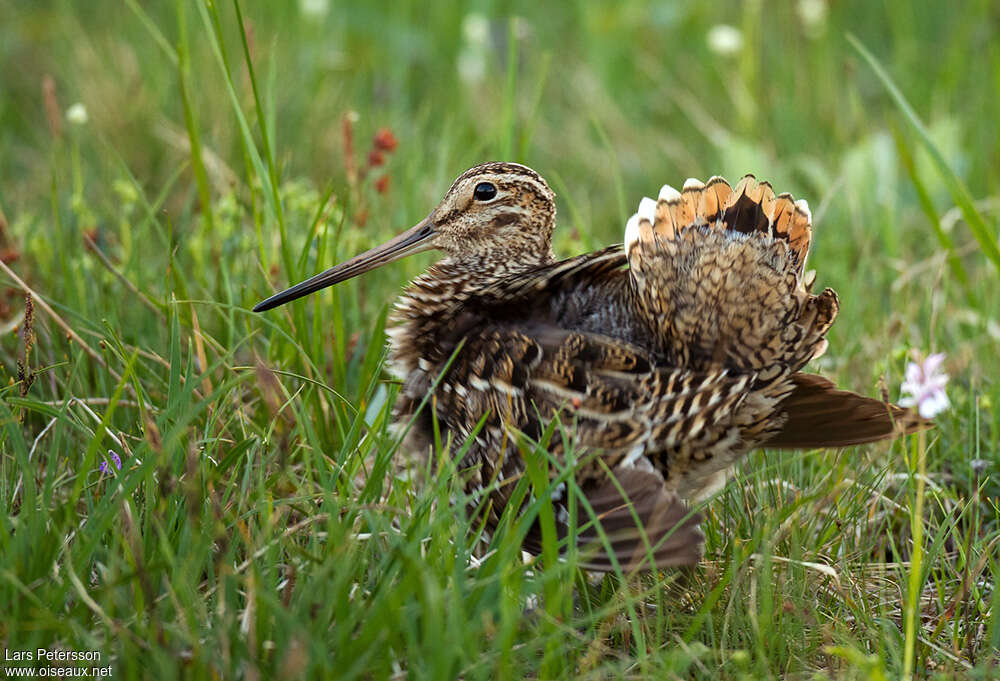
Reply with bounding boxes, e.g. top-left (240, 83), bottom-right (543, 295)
top-left (255, 162), bottom-right (929, 571)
